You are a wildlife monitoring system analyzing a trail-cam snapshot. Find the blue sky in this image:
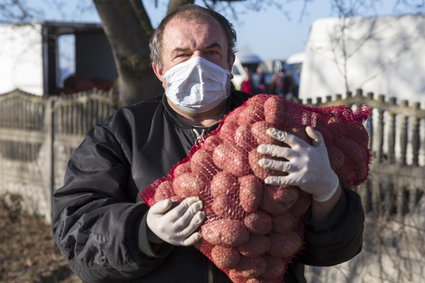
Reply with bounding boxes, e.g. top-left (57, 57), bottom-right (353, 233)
top-left (143, 0), bottom-right (418, 60)
top-left (141, 0), bottom-right (415, 61)
top-left (35, 0), bottom-right (418, 61)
